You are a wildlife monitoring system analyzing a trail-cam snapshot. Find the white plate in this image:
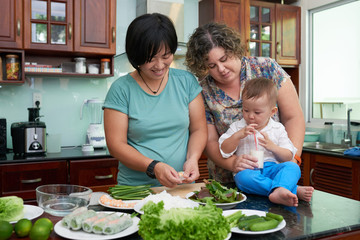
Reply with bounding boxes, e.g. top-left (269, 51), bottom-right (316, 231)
top-left (185, 192), bottom-right (247, 210)
top-left (54, 211), bottom-right (140, 240)
top-left (222, 209), bottom-right (286, 235)
top-left (10, 205), bottom-right (44, 224)
top-left (98, 194), bottom-right (141, 210)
